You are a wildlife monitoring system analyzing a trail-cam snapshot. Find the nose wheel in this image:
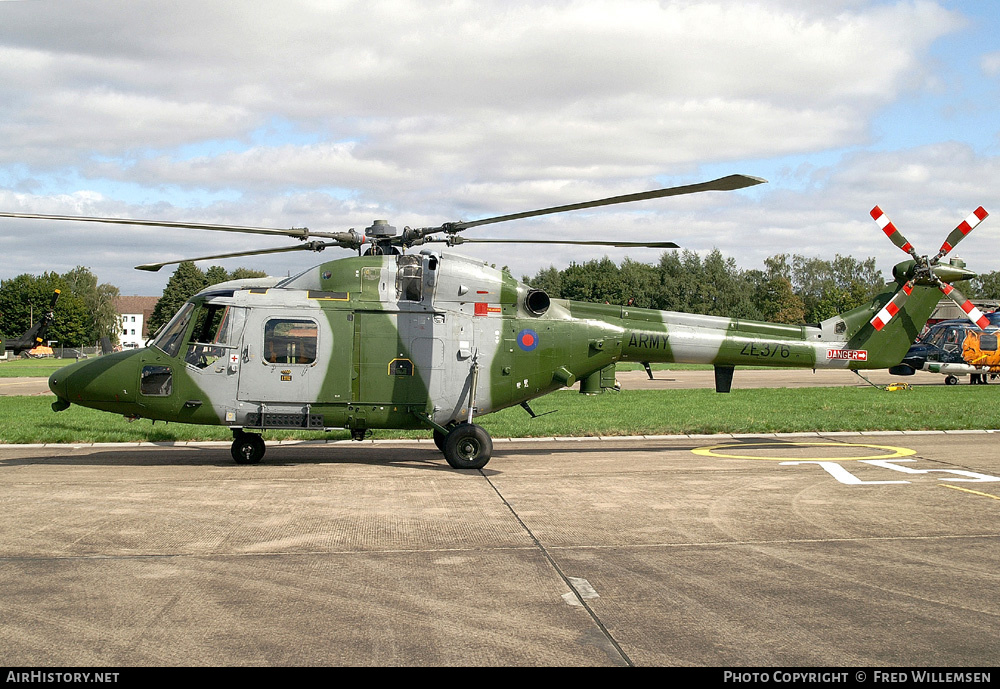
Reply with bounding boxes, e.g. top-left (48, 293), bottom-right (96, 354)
top-left (231, 430), bottom-right (266, 464)
top-left (439, 423), bottom-right (492, 470)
